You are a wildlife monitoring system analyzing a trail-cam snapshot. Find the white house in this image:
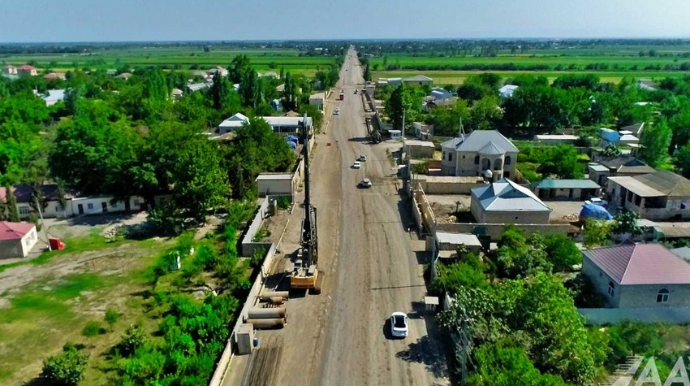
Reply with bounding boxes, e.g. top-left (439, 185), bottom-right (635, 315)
top-left (440, 130), bottom-right (519, 181)
top-left (0, 221), bottom-right (38, 259)
top-left (499, 85), bottom-right (519, 99)
top-left (218, 114), bottom-right (313, 134)
top-left (41, 90), bottom-right (66, 106)
top-left (309, 93), bottom-right (326, 111)
top-left (471, 178), bottom-right (552, 224)
top-left (429, 87), bottom-right (453, 101)
top-left (218, 113), bottom-right (250, 133)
